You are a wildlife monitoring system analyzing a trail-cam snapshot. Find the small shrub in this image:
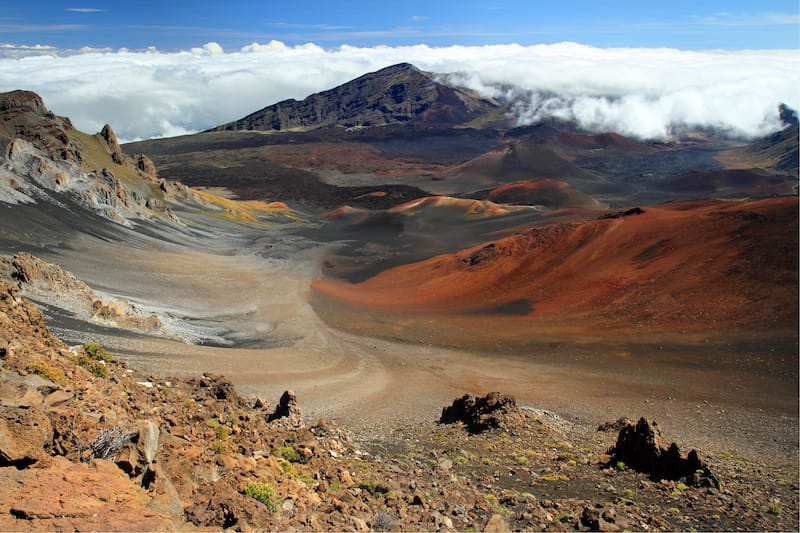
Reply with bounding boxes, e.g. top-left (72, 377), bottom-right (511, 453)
top-left (25, 361), bottom-right (65, 382)
top-left (205, 418), bottom-right (231, 440)
top-left (82, 342), bottom-right (112, 362)
top-left (675, 482), bottom-right (689, 491)
top-left (276, 445), bottom-right (301, 463)
top-left (540, 473), bottom-right (570, 481)
top-left (279, 460), bottom-right (297, 476)
top-left (516, 456), bottom-right (529, 465)
top-left (210, 442), bottom-right (225, 454)
top-left (622, 488), bottom-right (633, 498)
top-left (70, 353), bottom-right (108, 378)
top-left (89, 426), bottom-right (137, 460)
top-left (244, 481), bottom-right (279, 512)
top-left (615, 461), bottom-right (627, 471)
top-left (356, 480), bottom-right (389, 496)
top-left (556, 512), bottom-right (572, 523)
top-left (767, 502), bottom-right (781, 515)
